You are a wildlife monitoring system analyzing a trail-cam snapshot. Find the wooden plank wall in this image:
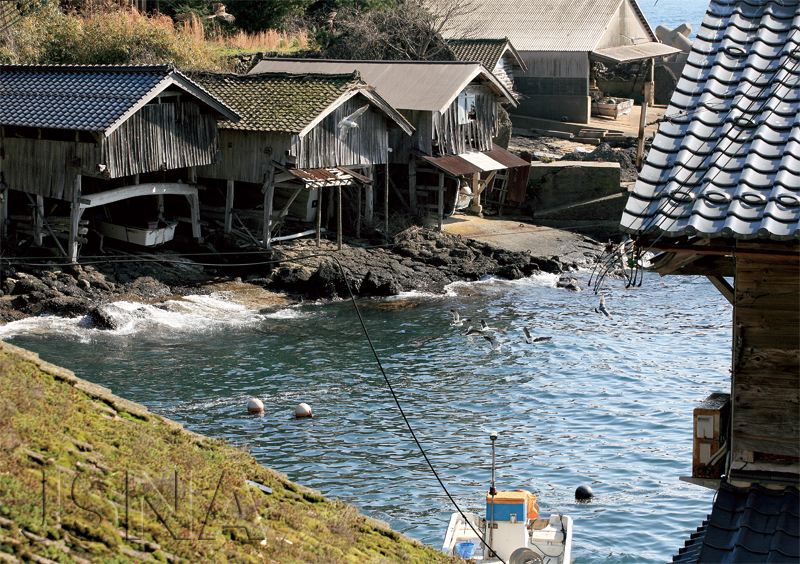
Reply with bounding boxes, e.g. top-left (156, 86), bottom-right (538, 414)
top-left (103, 102), bottom-right (219, 178)
top-left (198, 130), bottom-right (292, 184)
top-left (296, 98), bottom-right (389, 169)
top-left (0, 138), bottom-right (82, 201)
top-left (389, 110), bottom-right (432, 164)
top-left (732, 255), bottom-right (800, 459)
top-left (432, 90), bottom-right (496, 156)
